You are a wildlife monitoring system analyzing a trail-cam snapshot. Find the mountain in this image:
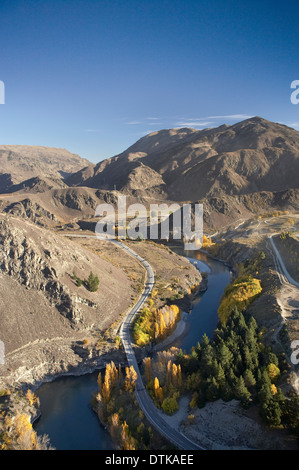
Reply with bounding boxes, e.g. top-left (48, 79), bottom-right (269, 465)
top-left (63, 117), bottom-right (299, 231)
top-left (0, 145), bottom-right (93, 193)
top-left (2, 117), bottom-right (299, 233)
top-left (70, 117), bottom-right (299, 202)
